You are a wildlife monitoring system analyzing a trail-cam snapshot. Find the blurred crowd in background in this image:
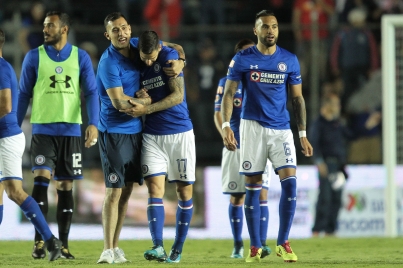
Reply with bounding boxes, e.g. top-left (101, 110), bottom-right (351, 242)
top-left (1, 0), bottom-right (402, 169)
